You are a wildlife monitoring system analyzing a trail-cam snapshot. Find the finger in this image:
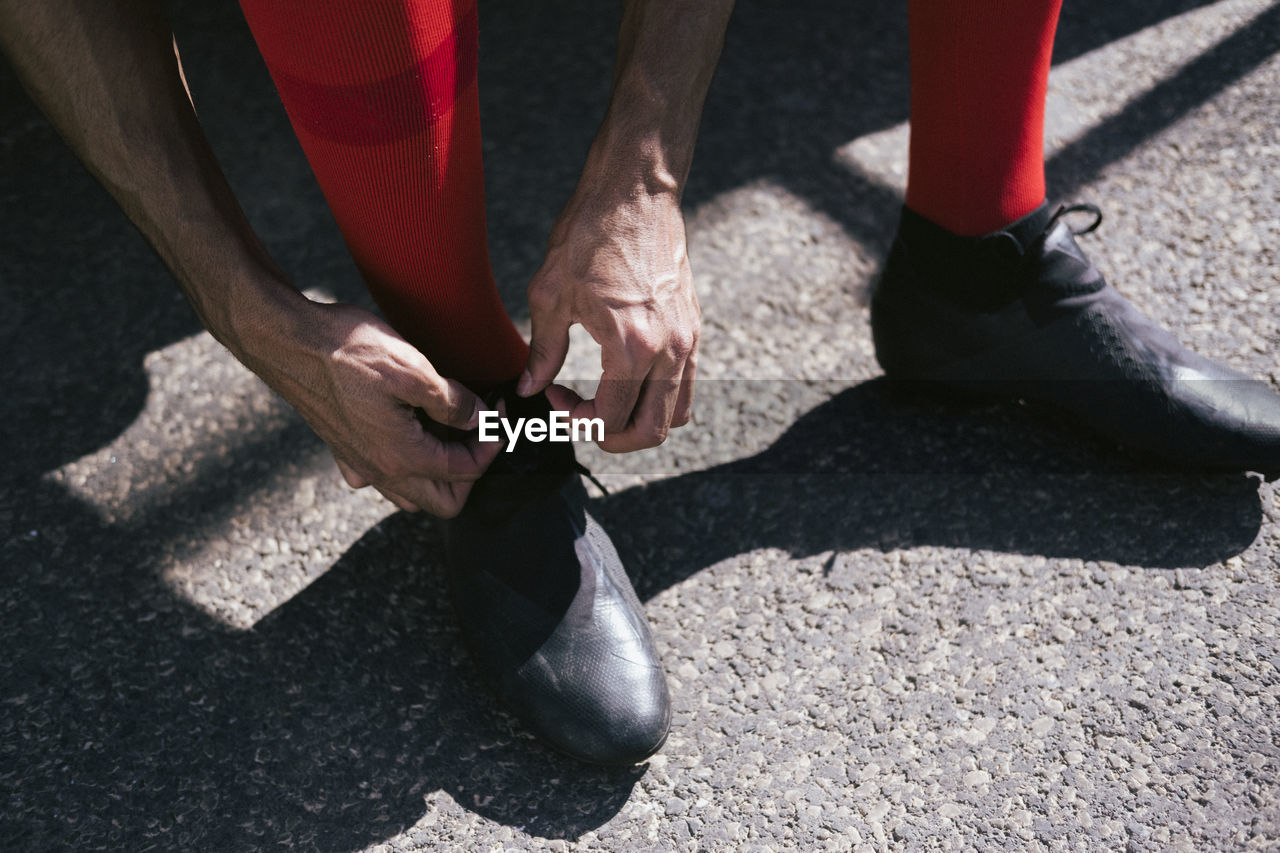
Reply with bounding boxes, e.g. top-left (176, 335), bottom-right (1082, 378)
top-left (335, 457), bottom-right (370, 489)
top-left (546, 384), bottom-right (612, 448)
top-left (393, 477), bottom-right (474, 519)
top-left (593, 363), bottom-right (647, 436)
top-left (396, 426), bottom-right (503, 483)
top-left (461, 427), bottom-right (505, 473)
top-left (672, 349), bottom-right (697, 428)
top-left (374, 486), bottom-right (419, 513)
top-left (534, 385), bottom-right (610, 451)
top-left (545, 383), bottom-right (585, 413)
top-left (337, 453), bottom-right (423, 512)
top-left (399, 366), bottom-right (482, 432)
top-left (435, 480), bottom-right (474, 519)
top-left (520, 274), bottom-right (572, 397)
top-left (548, 362), bottom-right (646, 445)
top-left (599, 355), bottom-right (682, 453)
